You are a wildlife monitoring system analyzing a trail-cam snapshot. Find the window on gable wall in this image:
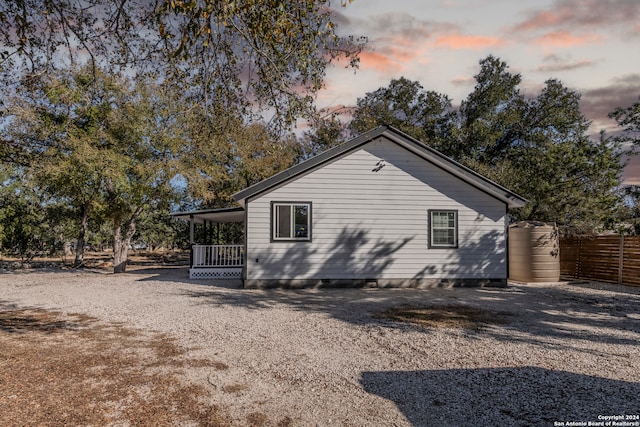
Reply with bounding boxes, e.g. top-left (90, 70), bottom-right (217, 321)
top-left (429, 210), bottom-right (458, 248)
top-left (272, 202), bottom-right (311, 241)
